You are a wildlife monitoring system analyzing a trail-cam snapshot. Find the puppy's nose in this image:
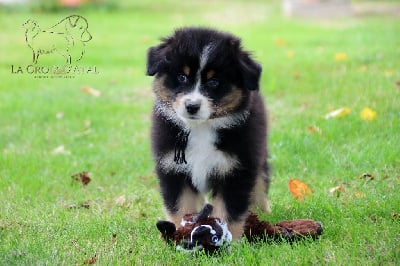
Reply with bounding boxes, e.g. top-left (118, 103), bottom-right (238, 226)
top-left (185, 99), bottom-right (201, 115)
